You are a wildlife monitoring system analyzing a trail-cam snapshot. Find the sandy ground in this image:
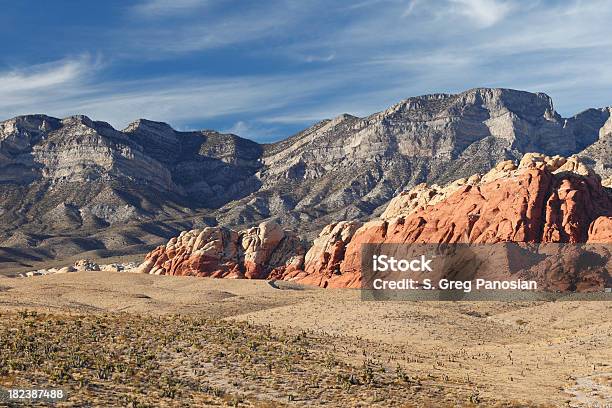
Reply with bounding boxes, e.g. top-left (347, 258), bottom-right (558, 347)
top-left (0, 271), bottom-right (610, 407)
top-left (0, 252), bottom-right (147, 277)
